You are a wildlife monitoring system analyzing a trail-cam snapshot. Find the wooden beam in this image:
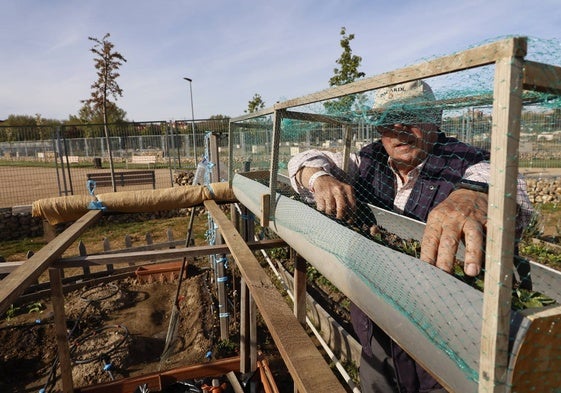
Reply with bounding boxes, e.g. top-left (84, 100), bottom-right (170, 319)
top-left (3, 239), bottom-right (286, 272)
top-left (204, 200), bottom-right (346, 393)
top-left (479, 55), bottom-right (524, 393)
top-left (230, 36), bottom-right (527, 122)
top-left (283, 110), bottom-right (349, 125)
top-left (0, 210), bottom-right (101, 316)
top-left (74, 356), bottom-right (240, 393)
top-left (523, 60), bottom-right (561, 95)
top-left (292, 250), bottom-right (307, 325)
top-left (268, 110), bottom-right (283, 221)
top-left (51, 239), bottom-right (286, 268)
top-left (260, 193), bottom-right (270, 227)
top-left (49, 268), bottom-right (74, 393)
